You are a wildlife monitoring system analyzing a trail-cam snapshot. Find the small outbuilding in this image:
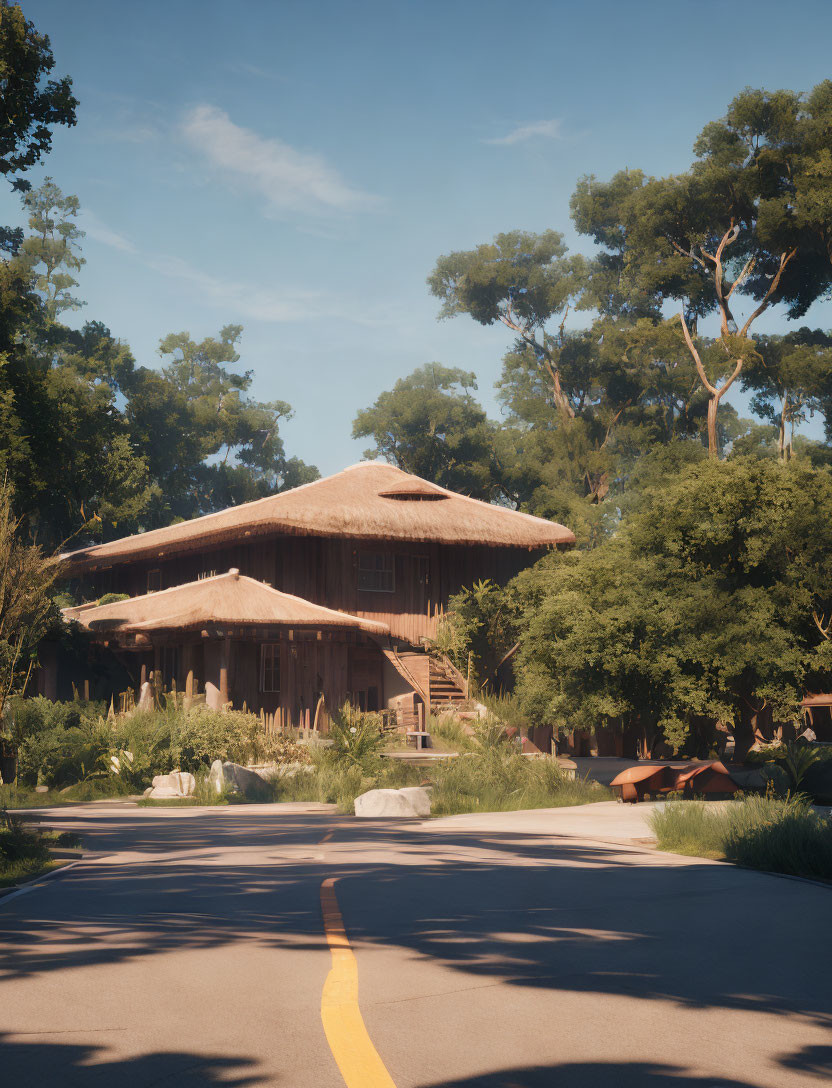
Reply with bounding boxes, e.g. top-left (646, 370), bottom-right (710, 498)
top-left (58, 569), bottom-right (390, 727)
